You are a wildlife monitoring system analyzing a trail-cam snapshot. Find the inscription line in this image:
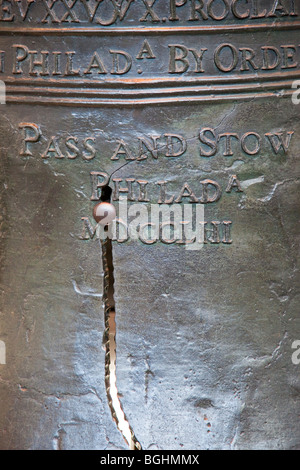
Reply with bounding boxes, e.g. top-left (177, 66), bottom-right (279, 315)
top-left (4, 70), bottom-right (300, 88)
top-left (5, 88), bottom-right (296, 106)
top-left (6, 78), bottom-right (297, 97)
top-left (0, 22), bottom-right (299, 35)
